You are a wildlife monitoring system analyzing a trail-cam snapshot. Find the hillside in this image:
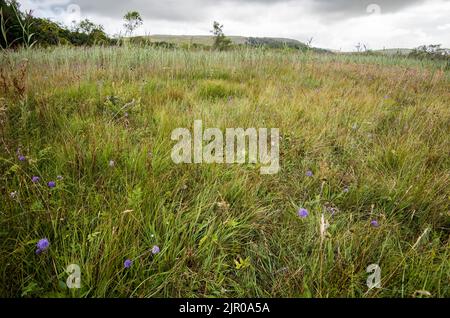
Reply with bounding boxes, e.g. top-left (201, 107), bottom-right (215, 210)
top-left (135, 34), bottom-right (327, 51)
top-left (374, 48), bottom-right (414, 55)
